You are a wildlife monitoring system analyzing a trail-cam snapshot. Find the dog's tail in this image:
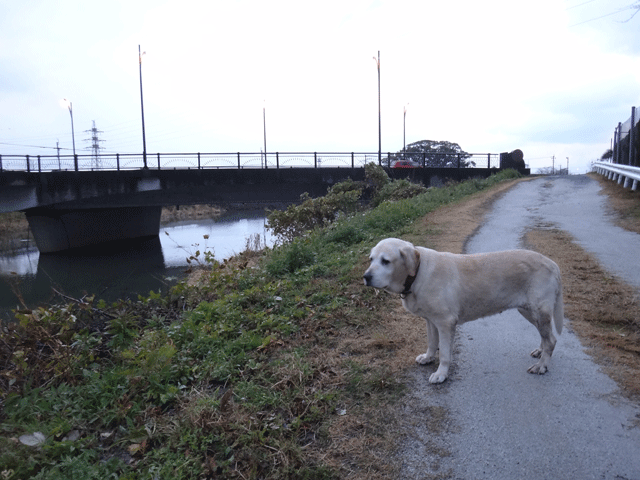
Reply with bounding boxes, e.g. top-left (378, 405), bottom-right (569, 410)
top-left (554, 275), bottom-right (564, 335)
